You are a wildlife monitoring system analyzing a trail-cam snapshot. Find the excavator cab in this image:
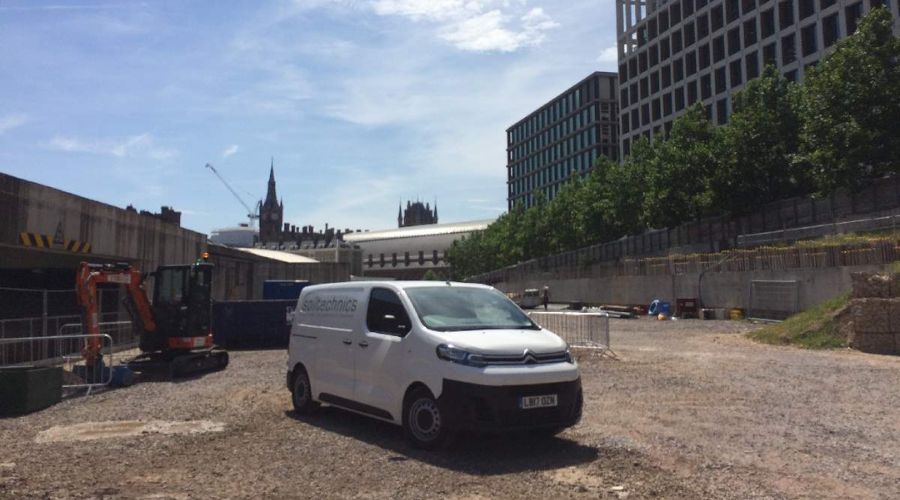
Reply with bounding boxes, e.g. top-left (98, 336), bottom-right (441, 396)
top-left (143, 263), bottom-right (214, 353)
